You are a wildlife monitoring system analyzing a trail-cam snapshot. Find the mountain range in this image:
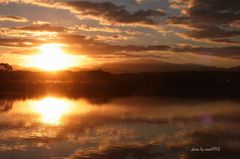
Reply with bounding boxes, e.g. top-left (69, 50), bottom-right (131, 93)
top-left (12, 59), bottom-right (240, 73)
